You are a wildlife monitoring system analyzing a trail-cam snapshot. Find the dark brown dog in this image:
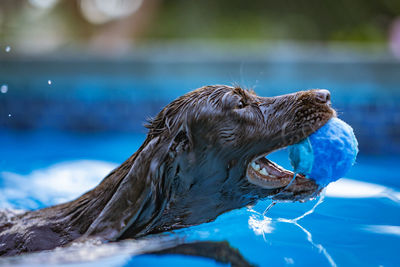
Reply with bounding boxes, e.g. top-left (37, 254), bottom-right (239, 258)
top-left (0, 85), bottom-right (334, 256)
